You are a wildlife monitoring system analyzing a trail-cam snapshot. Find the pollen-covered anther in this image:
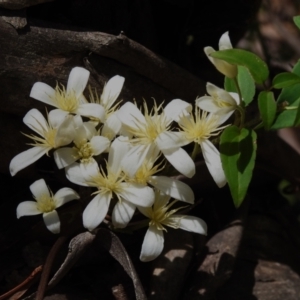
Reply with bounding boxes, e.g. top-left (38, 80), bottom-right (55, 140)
top-left (36, 193), bottom-right (56, 213)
